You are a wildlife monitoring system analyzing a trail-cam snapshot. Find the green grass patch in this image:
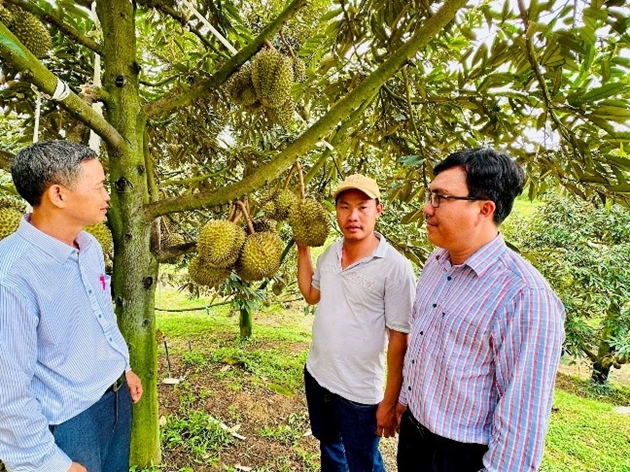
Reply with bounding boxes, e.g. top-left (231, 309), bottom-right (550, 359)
top-left (541, 389), bottom-right (630, 471)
